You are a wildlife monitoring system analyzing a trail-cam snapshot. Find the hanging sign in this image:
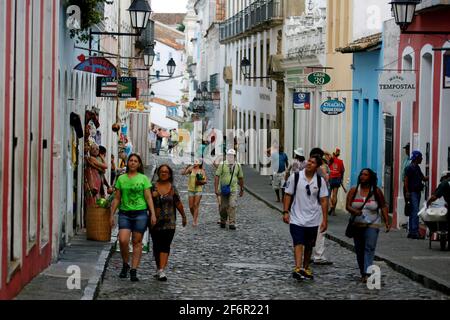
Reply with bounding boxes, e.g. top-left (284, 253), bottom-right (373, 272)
top-left (307, 72), bottom-right (331, 86)
top-left (444, 53), bottom-right (450, 89)
top-left (293, 92), bottom-right (311, 110)
top-left (320, 99), bottom-right (346, 115)
top-left (74, 57), bottom-right (117, 77)
top-left (96, 77), bottom-right (137, 98)
top-left (378, 72), bottom-right (416, 102)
